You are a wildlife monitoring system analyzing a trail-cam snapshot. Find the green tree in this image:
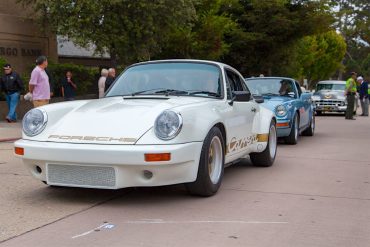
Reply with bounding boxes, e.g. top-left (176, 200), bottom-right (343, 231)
top-left (20, 0), bottom-right (196, 65)
top-left (159, 0), bottom-right (237, 60)
top-left (293, 31), bottom-right (346, 87)
top-left (221, 0), bottom-right (334, 76)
